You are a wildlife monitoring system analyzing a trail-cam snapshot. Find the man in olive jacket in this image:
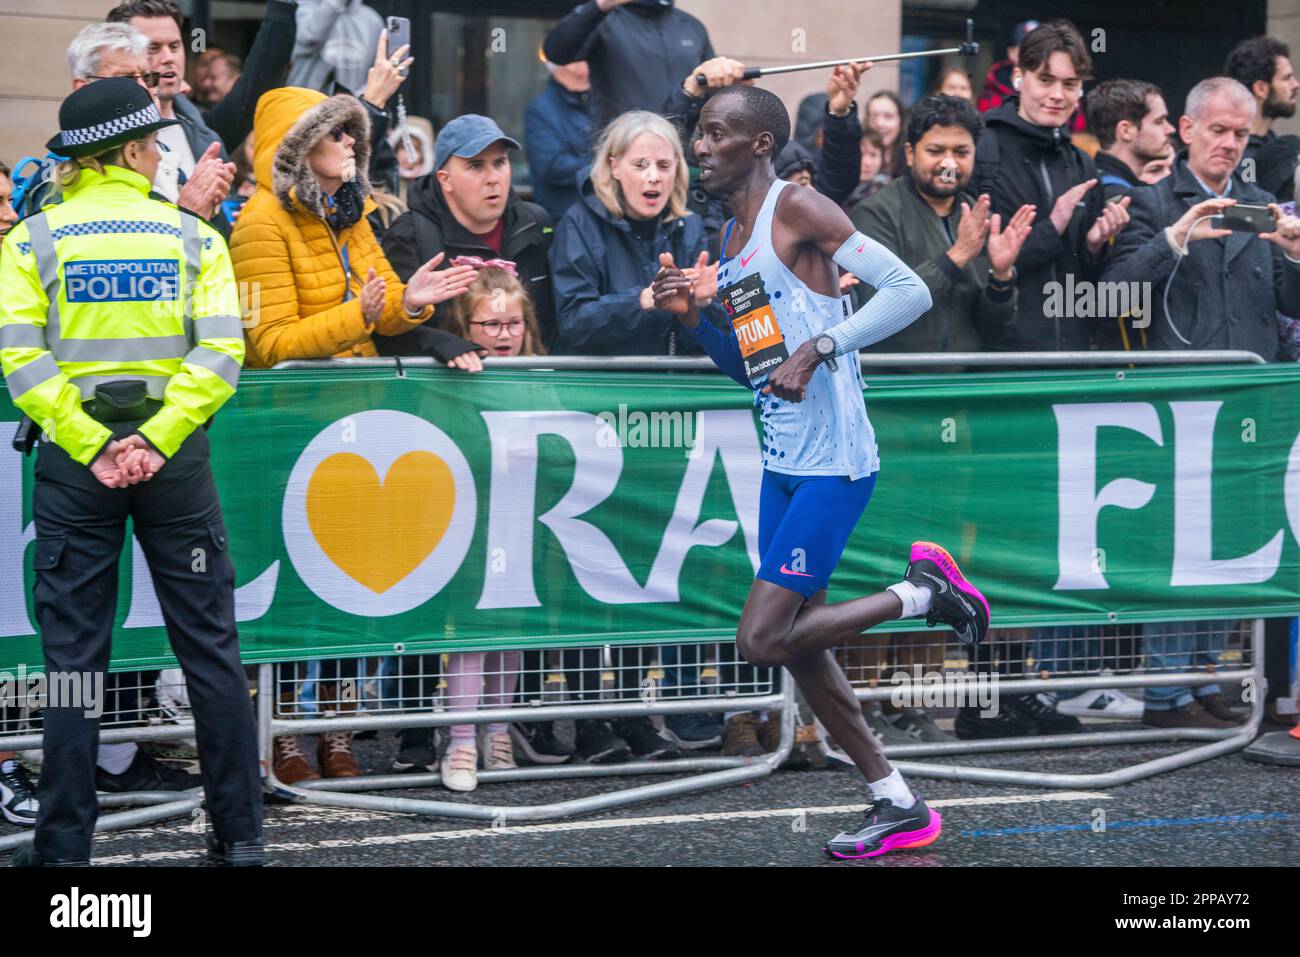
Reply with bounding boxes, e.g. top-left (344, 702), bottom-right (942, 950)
top-left (850, 95), bottom-right (1034, 366)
